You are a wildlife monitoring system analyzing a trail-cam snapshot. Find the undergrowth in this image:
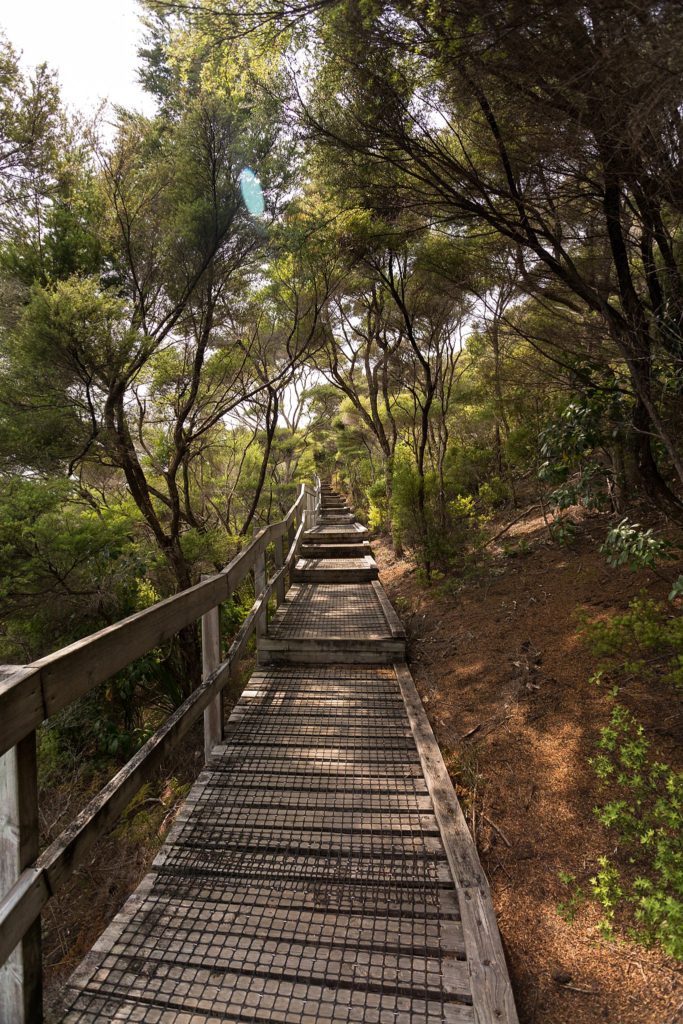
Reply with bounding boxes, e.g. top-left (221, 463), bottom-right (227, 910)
top-left (584, 596), bottom-right (683, 689)
top-left (563, 598), bottom-right (683, 959)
